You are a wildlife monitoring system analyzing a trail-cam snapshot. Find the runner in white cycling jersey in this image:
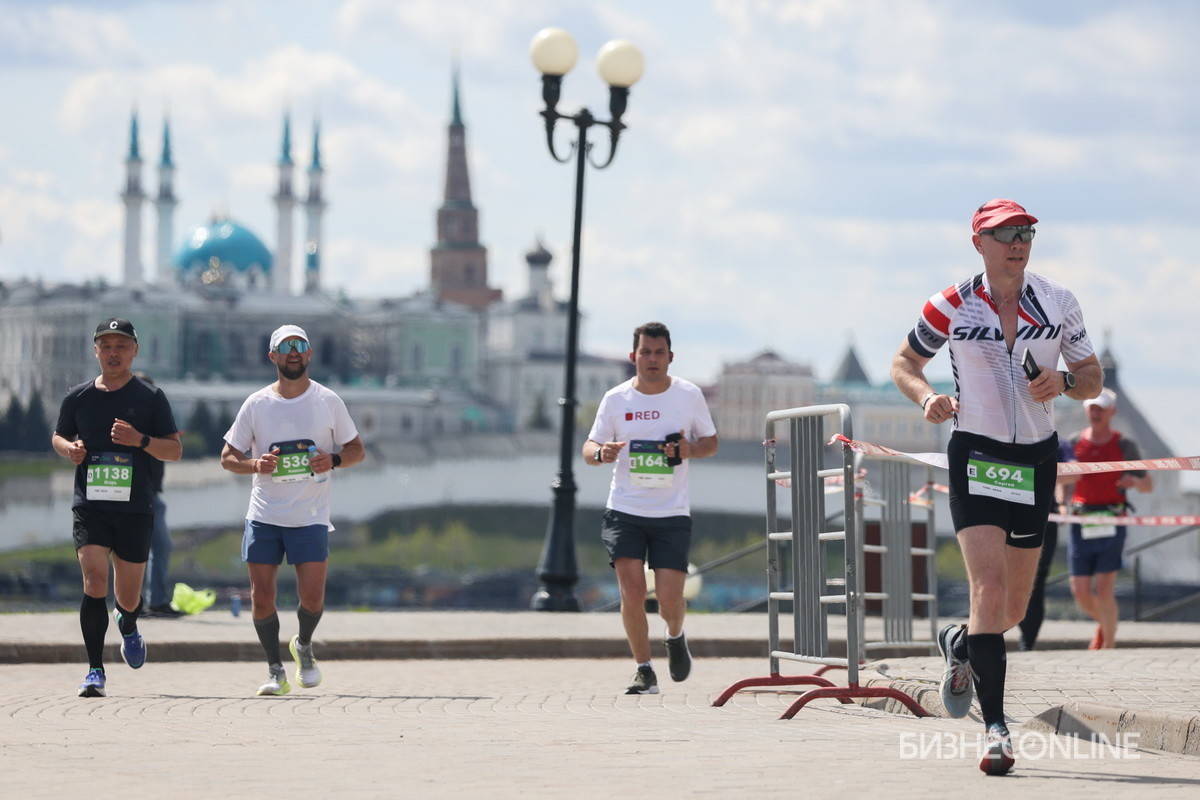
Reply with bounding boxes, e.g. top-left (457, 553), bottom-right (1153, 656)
top-left (891, 199), bottom-right (1103, 775)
